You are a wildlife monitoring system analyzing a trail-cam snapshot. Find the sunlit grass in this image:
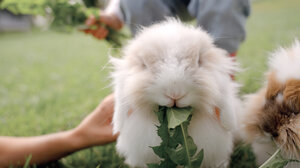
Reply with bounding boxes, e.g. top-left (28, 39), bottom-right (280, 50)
top-left (0, 0), bottom-right (300, 167)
